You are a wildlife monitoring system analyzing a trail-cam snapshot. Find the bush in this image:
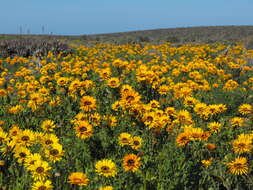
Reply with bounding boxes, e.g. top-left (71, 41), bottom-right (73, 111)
top-left (166, 36), bottom-right (180, 43)
top-left (138, 36), bottom-right (151, 43)
top-left (245, 39), bottom-right (253, 50)
top-left (0, 39), bottom-right (73, 58)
